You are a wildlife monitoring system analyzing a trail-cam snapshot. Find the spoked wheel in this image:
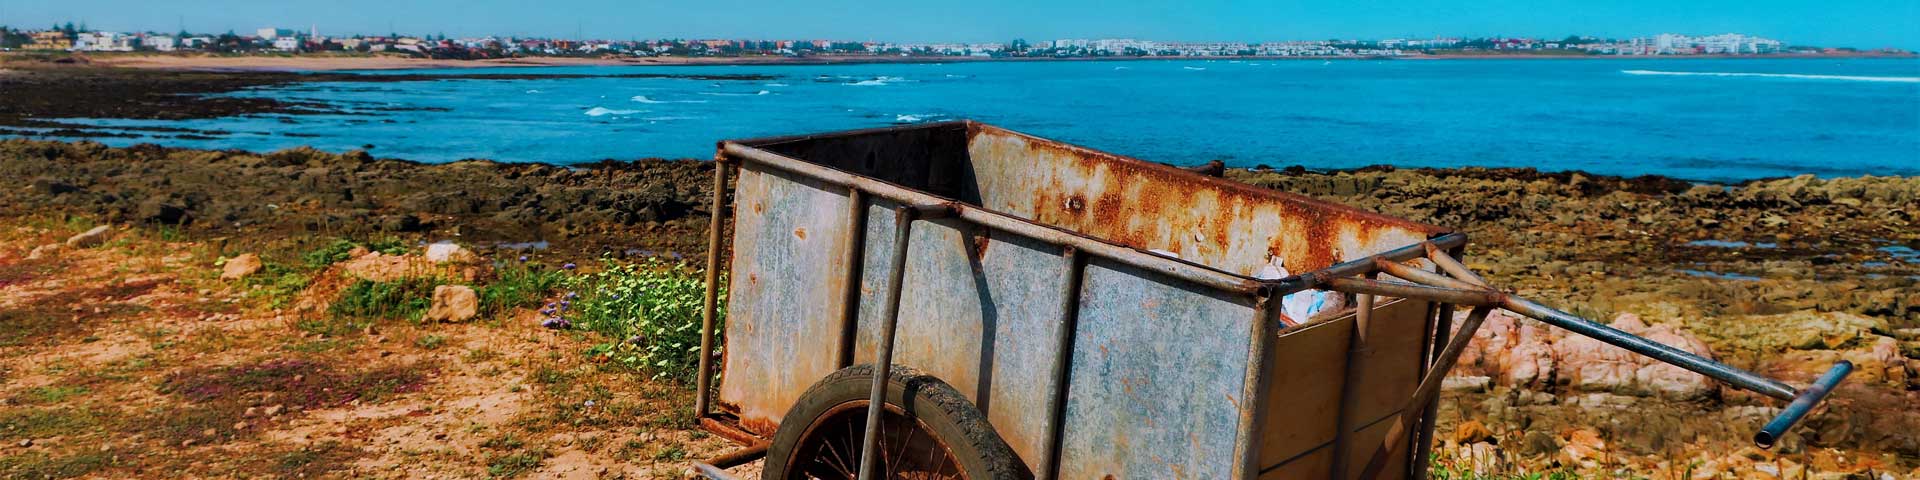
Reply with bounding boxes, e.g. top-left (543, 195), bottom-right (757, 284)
top-left (763, 364), bottom-right (1027, 480)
